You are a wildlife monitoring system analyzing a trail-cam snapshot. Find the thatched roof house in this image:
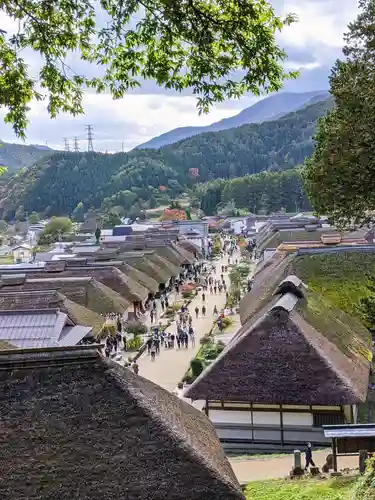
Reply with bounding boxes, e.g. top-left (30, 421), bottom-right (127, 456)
top-left (0, 346), bottom-right (244, 500)
top-left (0, 275), bottom-right (131, 314)
top-left (178, 239), bottom-right (201, 256)
top-left (120, 251), bottom-right (177, 284)
top-left (86, 260), bottom-right (159, 294)
top-left (0, 289), bottom-right (104, 335)
top-left (0, 264), bottom-right (149, 304)
top-left (185, 272), bottom-right (371, 450)
top-left (185, 276), bottom-right (370, 405)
